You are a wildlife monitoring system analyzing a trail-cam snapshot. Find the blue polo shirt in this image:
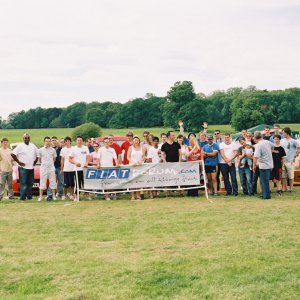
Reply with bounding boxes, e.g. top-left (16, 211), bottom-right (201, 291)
top-left (202, 143), bottom-right (219, 166)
